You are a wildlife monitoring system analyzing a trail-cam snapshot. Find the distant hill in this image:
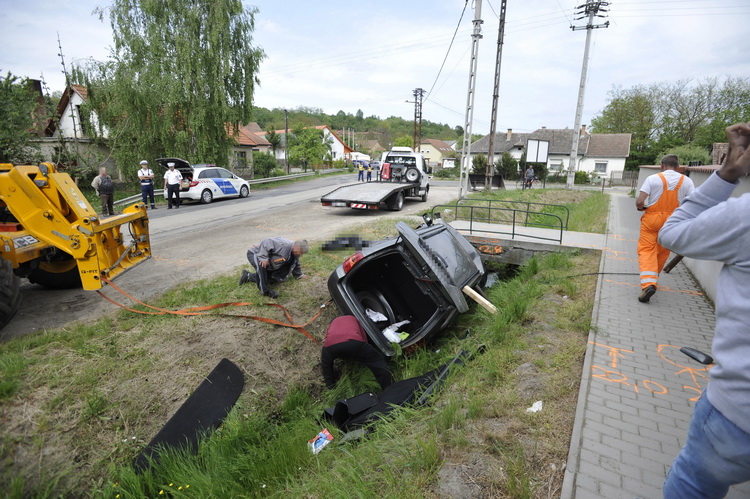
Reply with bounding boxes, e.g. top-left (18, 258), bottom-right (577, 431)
top-left (251, 105), bottom-right (463, 153)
